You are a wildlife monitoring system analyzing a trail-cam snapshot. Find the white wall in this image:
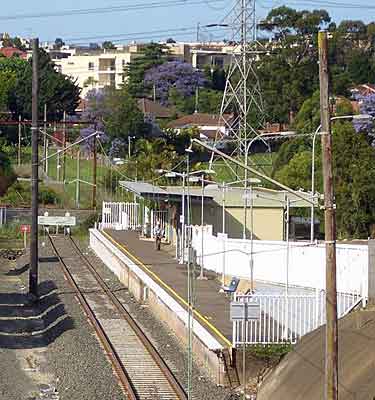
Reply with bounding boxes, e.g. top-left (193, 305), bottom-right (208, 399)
top-left (191, 226), bottom-right (368, 297)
